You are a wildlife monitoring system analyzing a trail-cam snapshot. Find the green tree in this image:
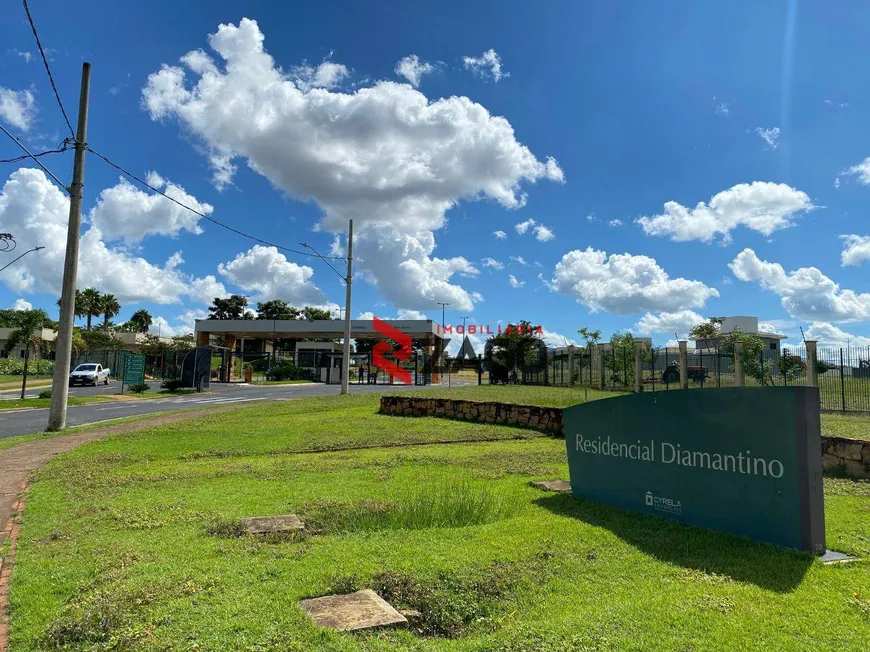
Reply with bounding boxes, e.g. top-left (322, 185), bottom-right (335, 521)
top-left (604, 332), bottom-right (636, 387)
top-left (129, 309), bottom-right (153, 334)
top-left (208, 295), bottom-right (251, 320)
top-left (78, 288), bottom-right (102, 330)
top-left (56, 289), bottom-right (86, 327)
top-left (778, 349), bottom-right (807, 383)
top-left (301, 306), bottom-right (335, 321)
top-left (4, 309), bottom-right (50, 399)
top-left (486, 321), bottom-right (542, 380)
top-left (169, 334), bottom-right (195, 352)
top-left (577, 327), bottom-right (602, 347)
top-left (720, 330), bottom-right (769, 384)
top-left (99, 294), bottom-right (121, 330)
top-left (256, 299), bottom-right (301, 320)
top-left (138, 334), bottom-right (169, 358)
top-left (80, 329), bottom-right (126, 353)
